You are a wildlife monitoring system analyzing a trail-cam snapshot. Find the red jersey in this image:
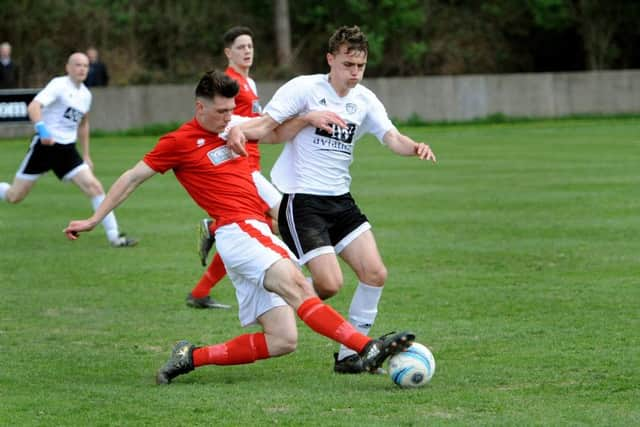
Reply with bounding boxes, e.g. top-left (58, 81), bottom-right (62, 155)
top-left (225, 66), bottom-right (261, 118)
top-left (143, 118), bottom-right (268, 229)
top-left (225, 66), bottom-right (262, 171)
